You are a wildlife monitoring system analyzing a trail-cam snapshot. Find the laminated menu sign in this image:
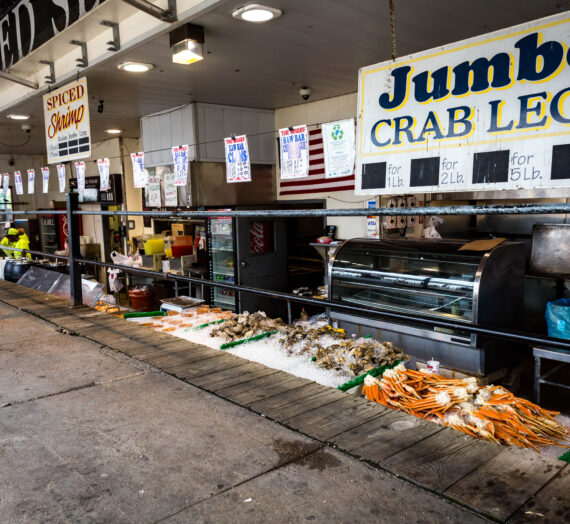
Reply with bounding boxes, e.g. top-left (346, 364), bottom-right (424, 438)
top-left (279, 125), bottom-right (309, 179)
top-left (172, 145), bottom-right (189, 186)
top-left (131, 152), bottom-right (146, 188)
top-left (224, 135), bottom-right (251, 183)
top-left (2, 173), bottom-right (8, 196)
top-left (14, 171), bottom-right (23, 195)
top-left (322, 118), bottom-right (355, 178)
top-left (57, 164), bottom-right (66, 192)
top-left (41, 167), bottom-right (50, 193)
top-left (146, 176), bottom-right (161, 207)
top-left (43, 77), bottom-right (91, 164)
top-left (27, 169), bottom-right (35, 194)
top-left (75, 161), bottom-right (85, 191)
top-left (164, 172), bottom-right (177, 207)
top-left (97, 158), bottom-right (110, 191)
